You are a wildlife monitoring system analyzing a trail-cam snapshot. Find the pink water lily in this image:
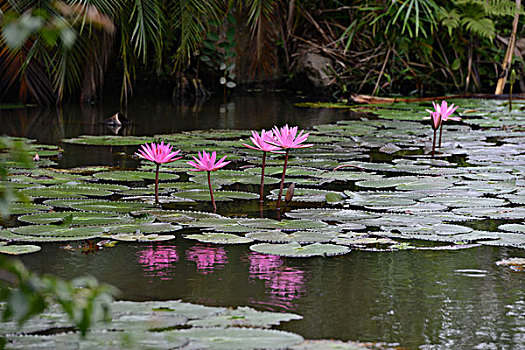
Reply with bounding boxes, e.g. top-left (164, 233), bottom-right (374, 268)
top-left (426, 100), bottom-right (460, 148)
top-left (269, 125), bottom-right (313, 211)
top-left (242, 129), bottom-right (283, 153)
top-left (135, 141), bottom-right (182, 164)
top-left (187, 151), bottom-right (231, 211)
top-left (267, 124), bottom-right (313, 149)
top-left (135, 141), bottom-right (182, 205)
top-left (243, 130), bottom-right (283, 202)
top-left (187, 150), bottom-right (230, 172)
